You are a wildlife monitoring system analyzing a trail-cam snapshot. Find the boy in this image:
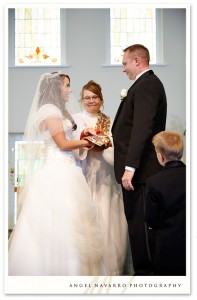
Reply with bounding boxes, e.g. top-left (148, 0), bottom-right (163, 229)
top-left (145, 130), bottom-right (186, 275)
